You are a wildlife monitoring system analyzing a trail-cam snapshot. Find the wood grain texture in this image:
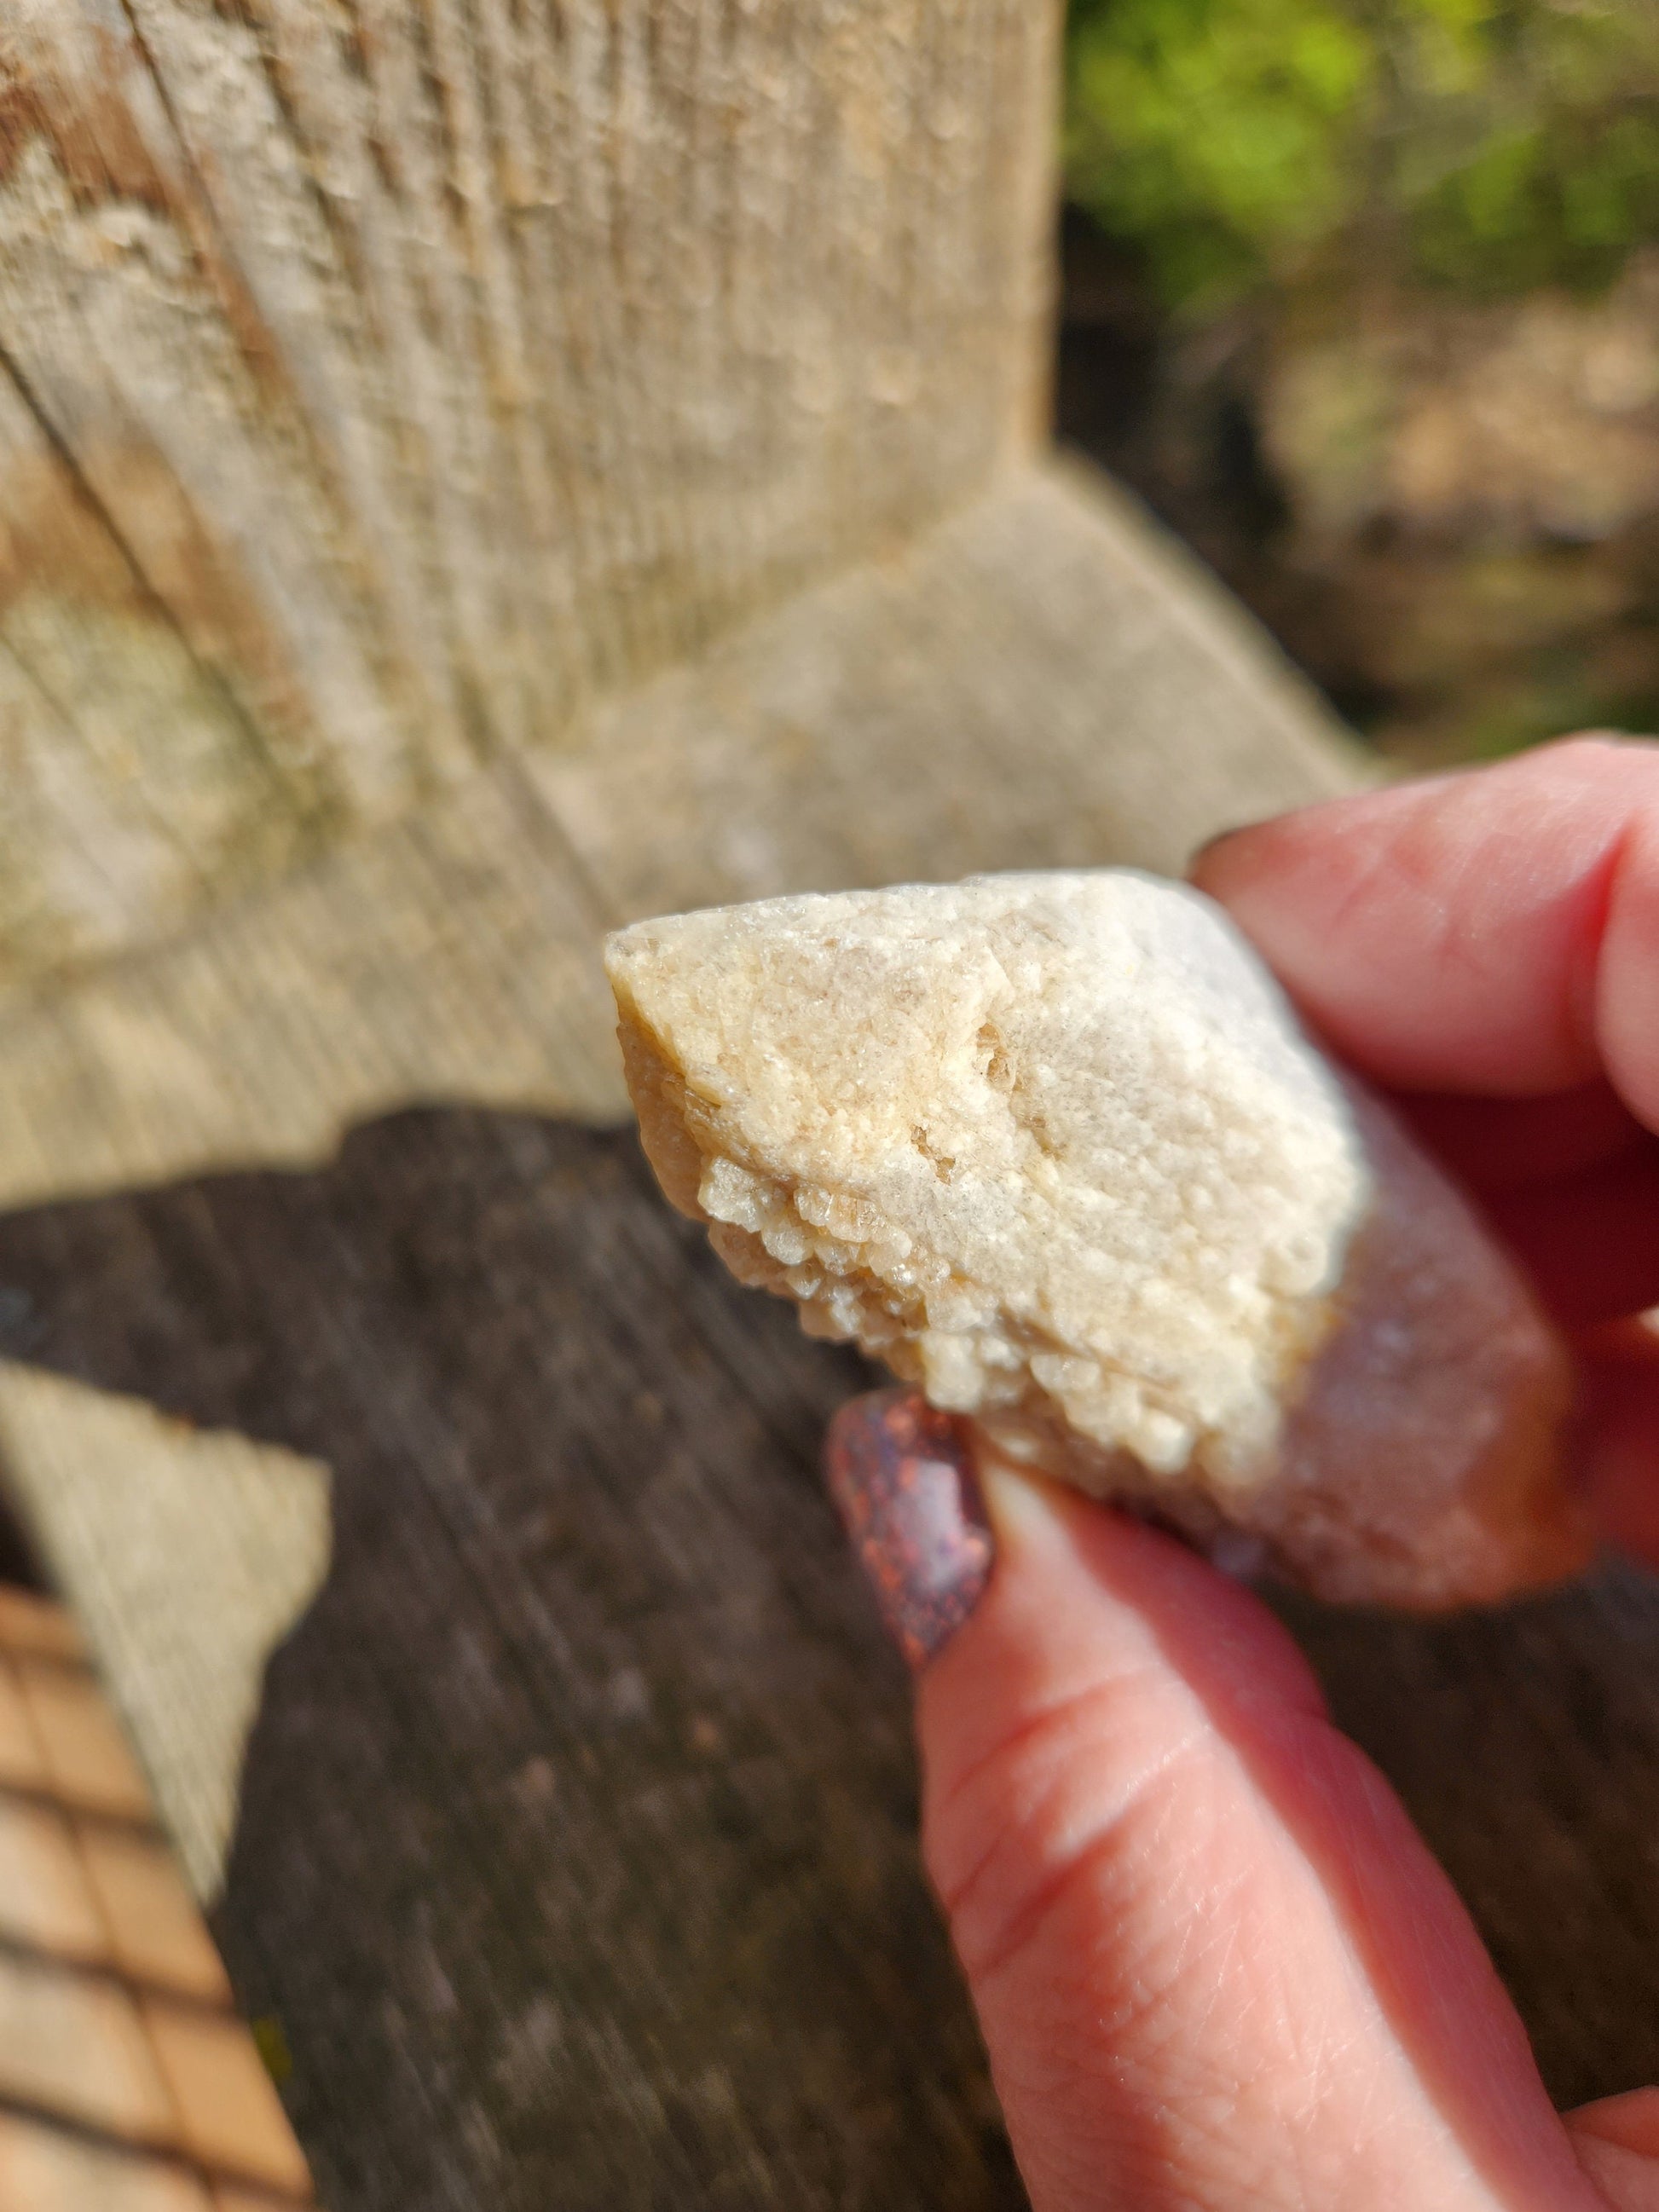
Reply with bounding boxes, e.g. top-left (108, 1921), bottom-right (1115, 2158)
top-left (1276, 1576), bottom-right (1659, 2113)
top-left (0, 463), bottom-right (1361, 1215)
top-left (0, 367), bottom-right (309, 986)
top-left (0, 755), bottom-right (624, 1210)
top-left (0, 0), bottom-right (1056, 990)
top-left (3, 1112), bottom-right (1659, 2210)
top-left (0, 1115), bottom-right (1024, 2210)
top-left (537, 459), bottom-right (1366, 918)
top-left (0, 424), bottom-right (1374, 2194)
top-left (0, 1360), bottom-right (331, 1897)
